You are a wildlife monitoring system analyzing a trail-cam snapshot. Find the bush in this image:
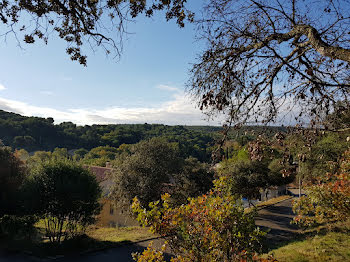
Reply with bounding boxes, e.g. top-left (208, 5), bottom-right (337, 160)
top-left (0, 215), bottom-right (37, 239)
top-left (293, 150), bottom-right (350, 227)
top-left (132, 177), bottom-right (266, 261)
top-left (0, 146), bottom-right (27, 217)
top-left (24, 160), bottom-right (102, 243)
